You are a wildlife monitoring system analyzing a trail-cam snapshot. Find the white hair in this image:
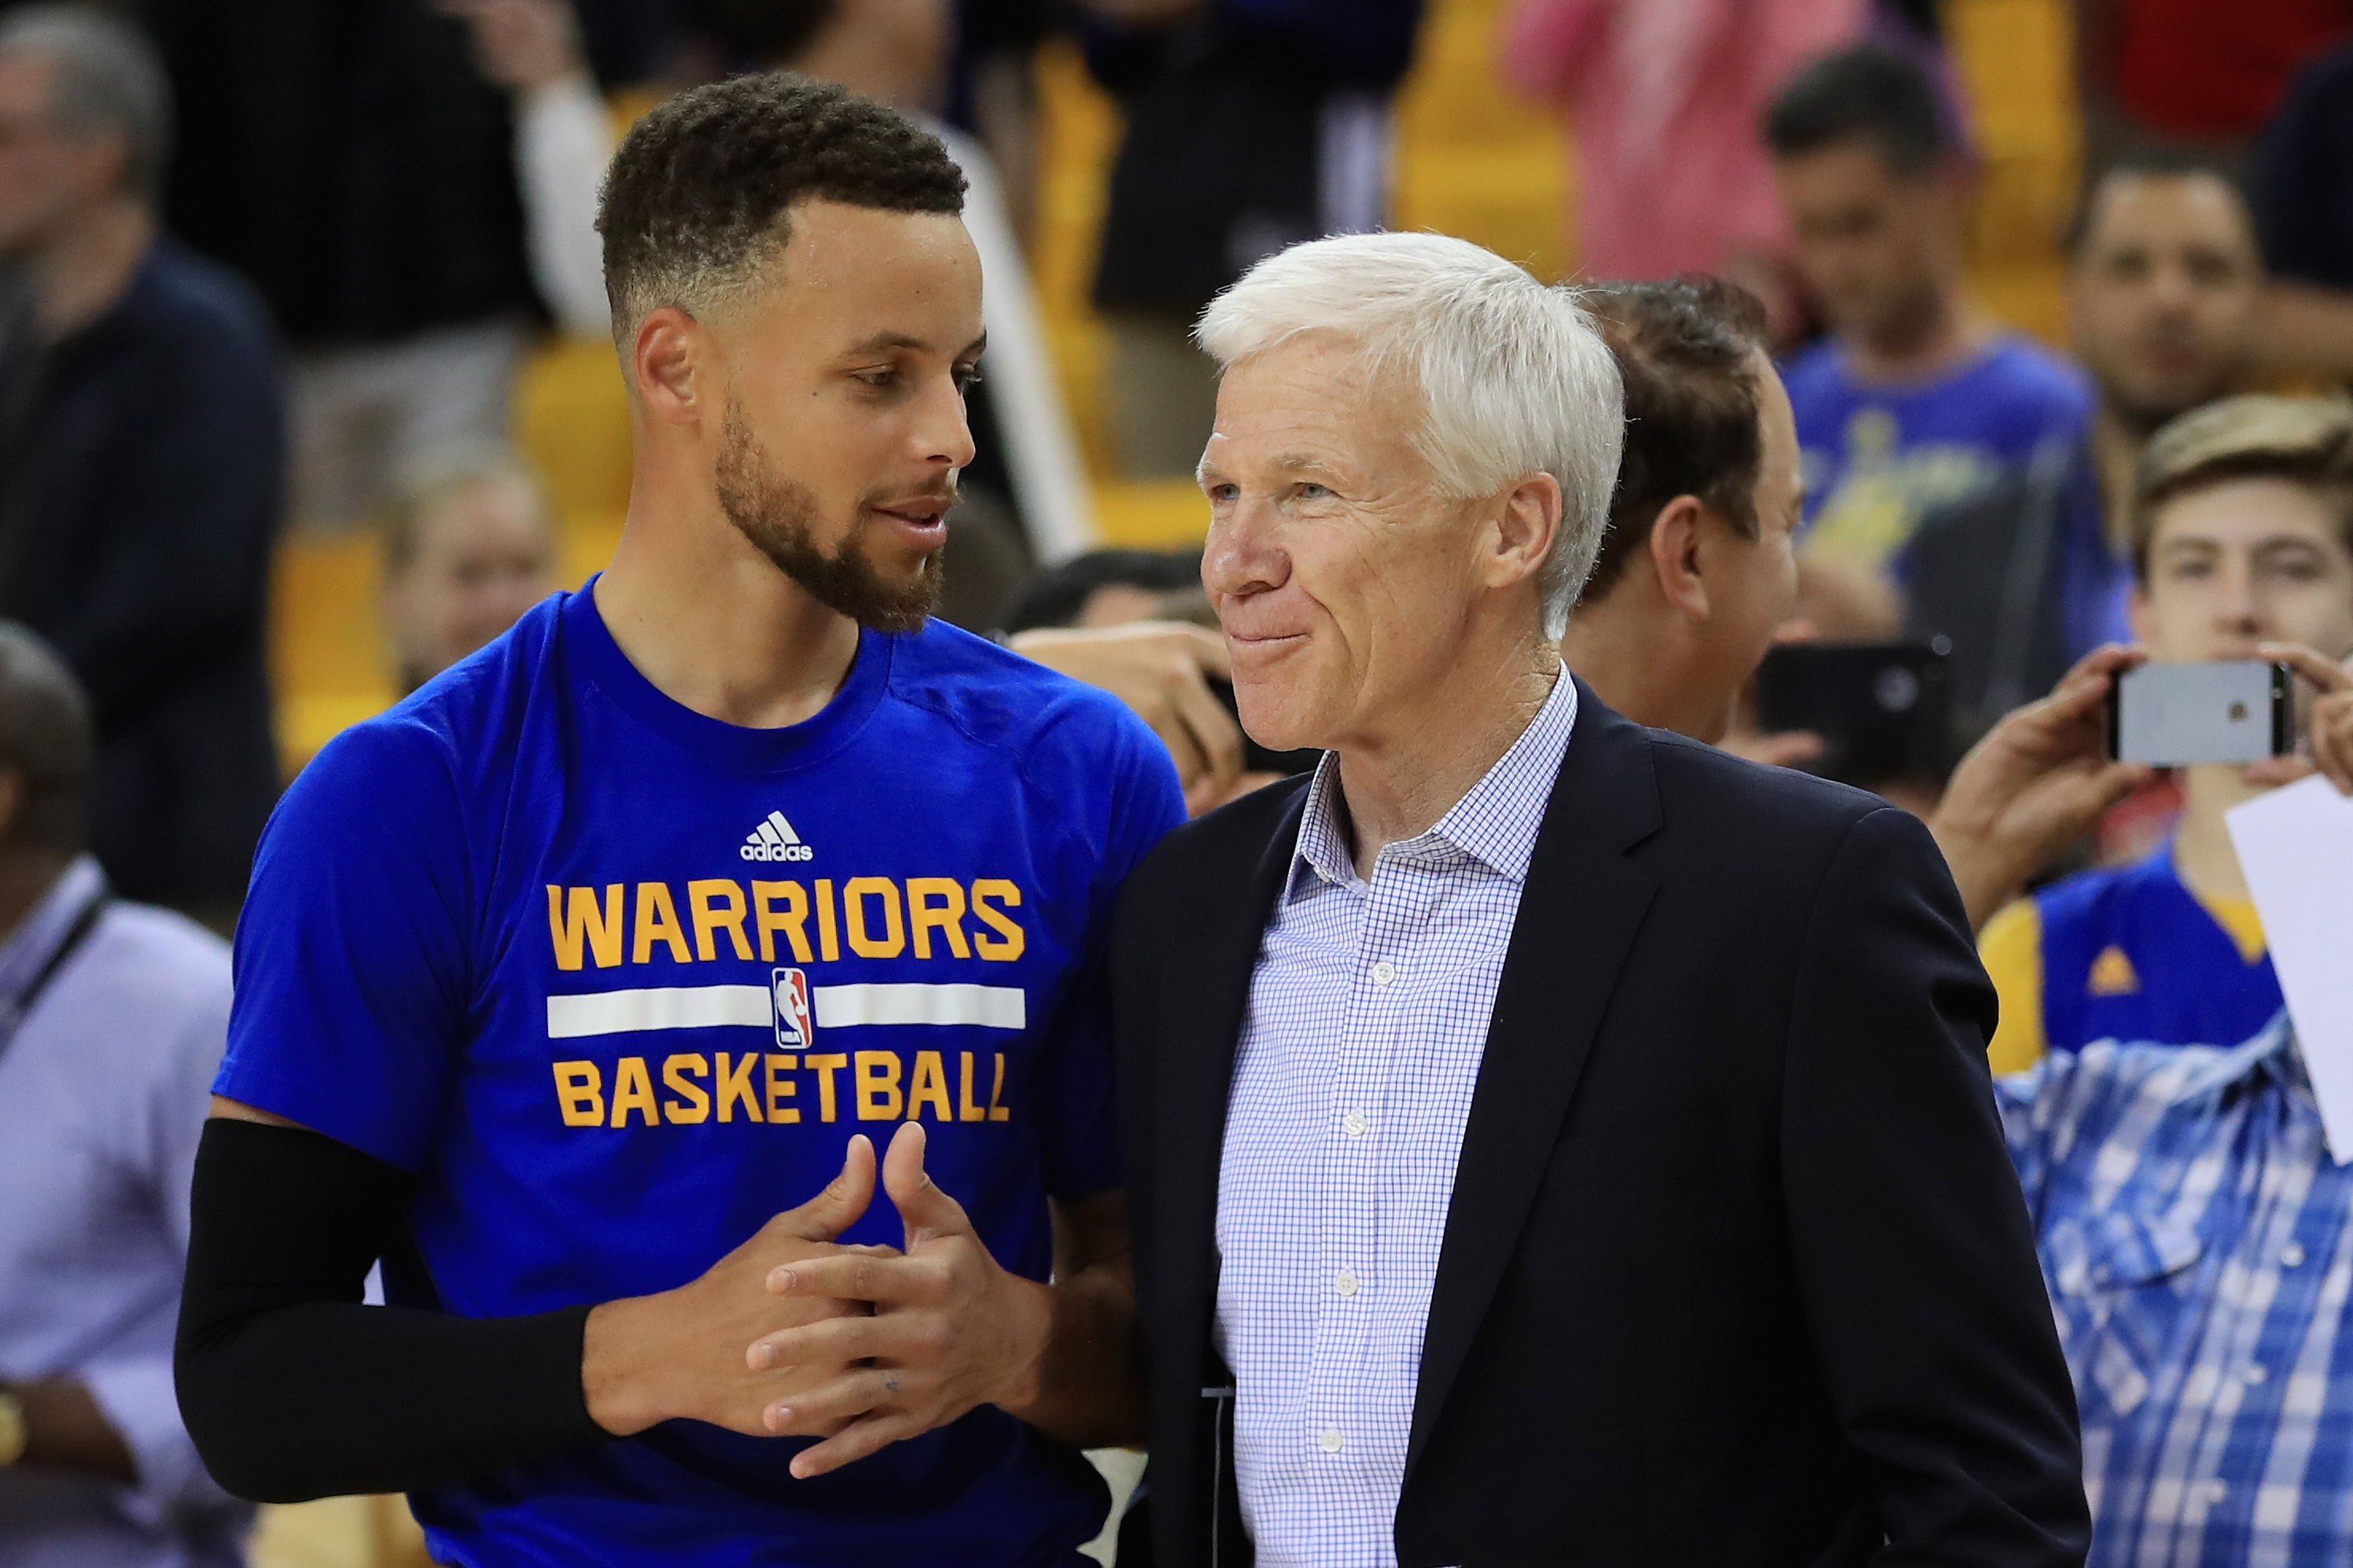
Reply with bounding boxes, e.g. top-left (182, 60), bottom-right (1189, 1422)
top-left (1195, 231), bottom-right (1624, 639)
